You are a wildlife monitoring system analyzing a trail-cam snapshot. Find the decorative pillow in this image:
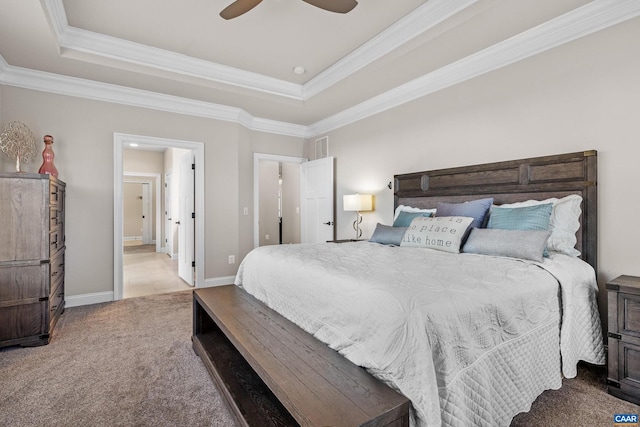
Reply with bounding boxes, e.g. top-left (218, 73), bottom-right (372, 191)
top-left (393, 205), bottom-right (437, 221)
top-left (393, 210), bottom-right (433, 227)
top-left (400, 216), bottom-right (474, 253)
top-left (487, 203), bottom-right (553, 231)
top-left (435, 198), bottom-right (494, 229)
top-left (496, 195), bottom-right (582, 256)
top-left (463, 228), bottom-right (552, 262)
top-left (369, 223), bottom-right (407, 246)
